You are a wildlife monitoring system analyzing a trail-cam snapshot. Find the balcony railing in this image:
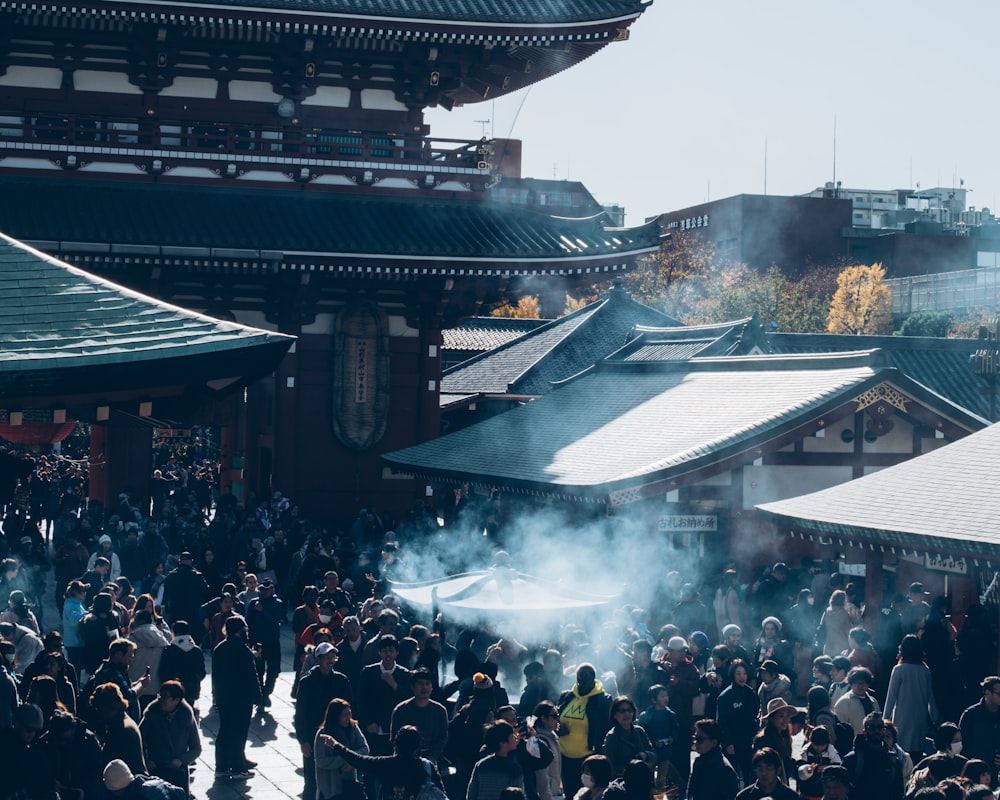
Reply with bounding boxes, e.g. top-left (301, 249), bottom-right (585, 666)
top-left (0, 113), bottom-right (496, 186)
